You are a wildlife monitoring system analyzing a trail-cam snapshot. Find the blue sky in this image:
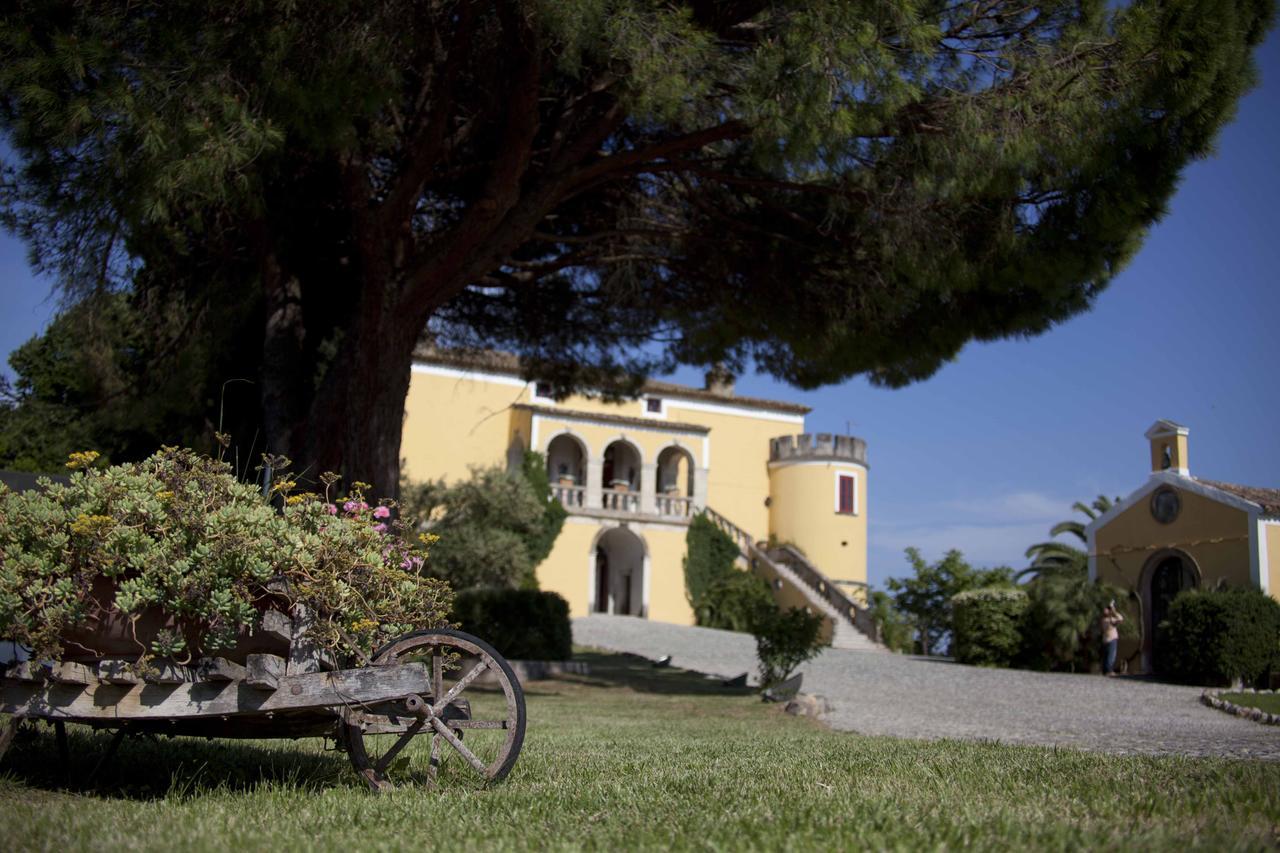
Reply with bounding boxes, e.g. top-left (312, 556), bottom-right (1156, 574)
top-left (2, 30), bottom-right (1278, 590)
